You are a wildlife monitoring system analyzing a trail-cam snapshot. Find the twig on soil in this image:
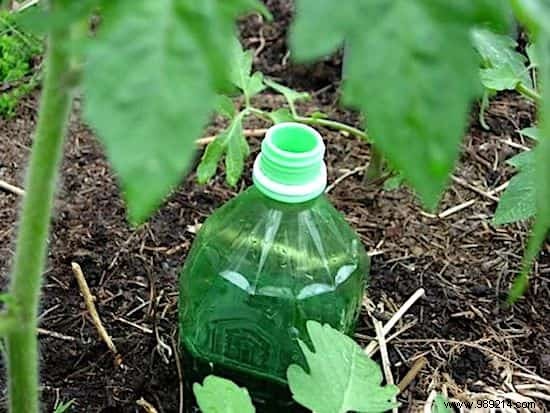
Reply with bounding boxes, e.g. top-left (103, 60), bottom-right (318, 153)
top-left (71, 262), bottom-right (123, 367)
top-left (171, 335), bottom-right (185, 413)
top-left (115, 317), bottom-right (153, 334)
top-left (325, 166), bottom-right (366, 193)
top-left (365, 288), bottom-right (425, 356)
top-left (196, 128), bottom-right (268, 146)
top-left (374, 319), bottom-right (398, 413)
top-left (37, 327), bottom-right (76, 342)
top-left (438, 199), bottom-right (477, 218)
top-left (136, 398), bottom-right (159, 413)
top-left (451, 175), bottom-right (499, 202)
top-left (397, 356), bottom-right (427, 394)
top-left (0, 179), bottom-right (25, 196)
